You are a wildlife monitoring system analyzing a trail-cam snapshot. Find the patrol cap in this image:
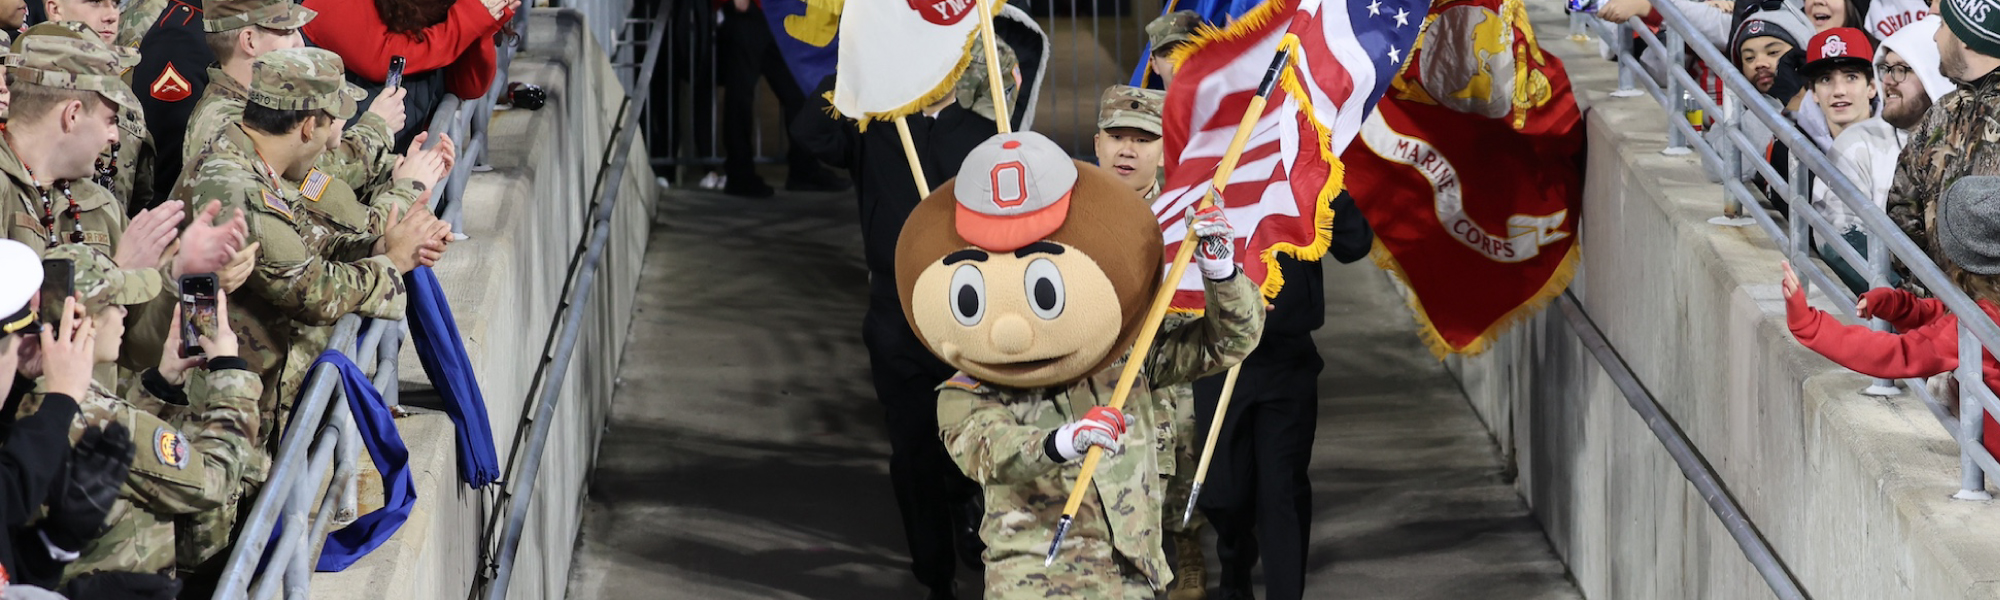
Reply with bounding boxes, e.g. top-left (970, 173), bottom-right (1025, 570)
top-left (0, 31), bottom-right (18, 69)
top-left (0, 240), bottom-right (39, 335)
top-left (205, 0), bottom-right (318, 32)
top-left (250, 48), bottom-right (365, 119)
top-left (1097, 85), bottom-right (1164, 135)
top-left (953, 132), bottom-right (1076, 252)
top-left (41, 244), bottom-right (160, 314)
top-left (956, 39), bottom-right (1019, 122)
top-left (10, 26), bottom-right (142, 114)
top-left (1147, 11), bottom-right (1201, 53)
